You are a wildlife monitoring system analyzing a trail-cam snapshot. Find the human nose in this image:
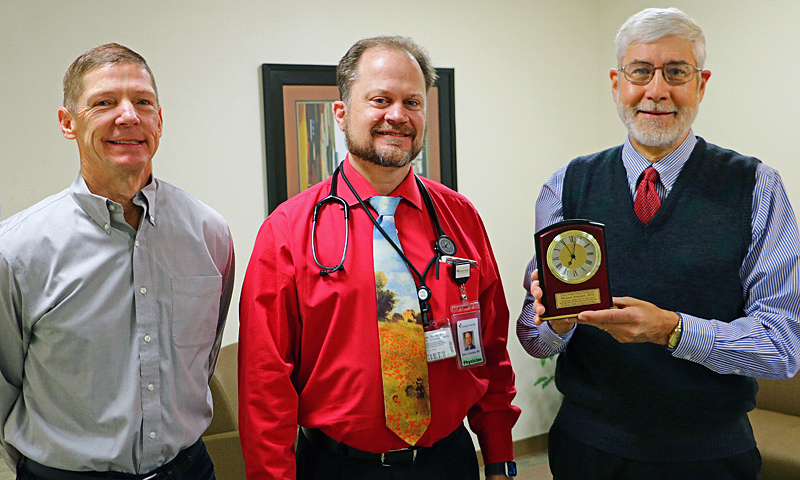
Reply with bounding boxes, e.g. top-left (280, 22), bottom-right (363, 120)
top-left (384, 102), bottom-right (408, 124)
top-left (644, 69), bottom-right (670, 101)
top-left (115, 99), bottom-right (140, 125)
